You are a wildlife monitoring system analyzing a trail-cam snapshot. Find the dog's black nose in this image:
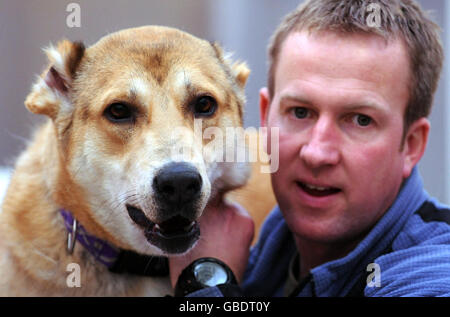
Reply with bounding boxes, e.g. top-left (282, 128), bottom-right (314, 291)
top-left (153, 162), bottom-right (202, 207)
